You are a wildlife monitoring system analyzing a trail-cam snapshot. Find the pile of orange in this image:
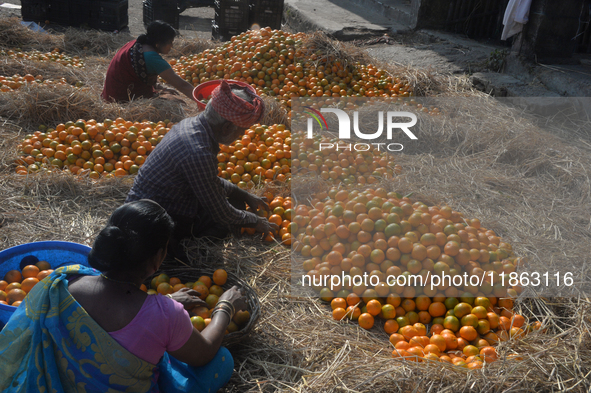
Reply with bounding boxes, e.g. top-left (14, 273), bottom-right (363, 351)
top-left (0, 74), bottom-right (81, 92)
top-left (217, 123), bottom-right (291, 189)
top-left (143, 269), bottom-right (251, 334)
top-left (169, 27), bottom-right (412, 113)
top-left (0, 48), bottom-right (84, 68)
top-left (14, 118), bottom-right (174, 178)
top-left (0, 261), bottom-right (53, 307)
top-left (242, 194), bottom-right (294, 244)
top-left (293, 187), bottom-right (539, 366)
top-left (291, 131), bottom-right (402, 186)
